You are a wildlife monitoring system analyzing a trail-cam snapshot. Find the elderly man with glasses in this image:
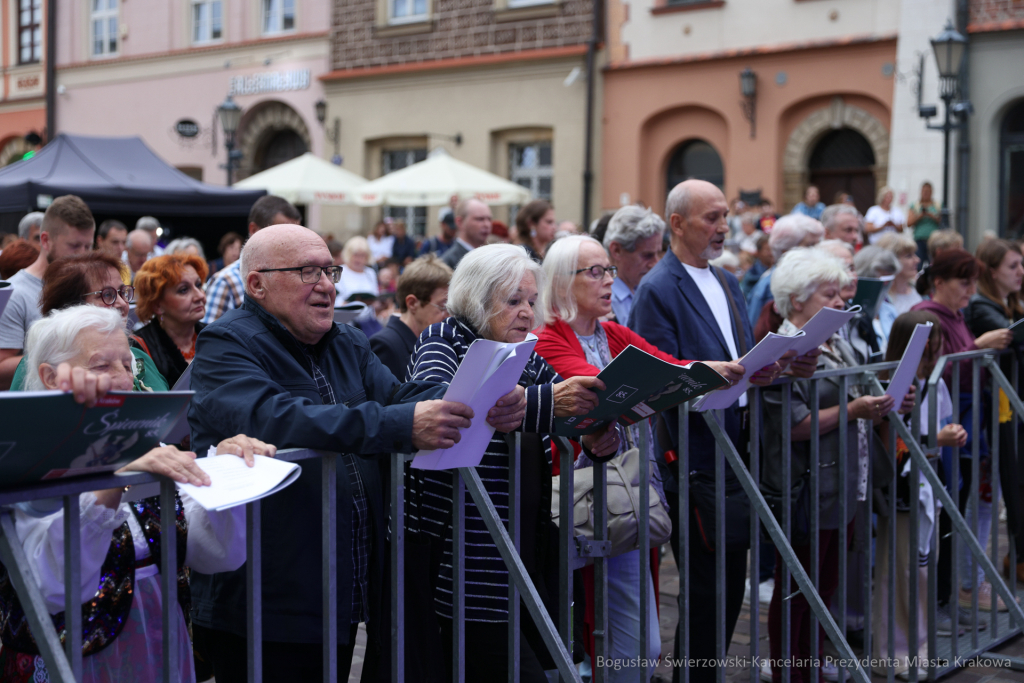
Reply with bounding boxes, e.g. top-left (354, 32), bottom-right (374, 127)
top-left (187, 224), bottom-right (527, 683)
